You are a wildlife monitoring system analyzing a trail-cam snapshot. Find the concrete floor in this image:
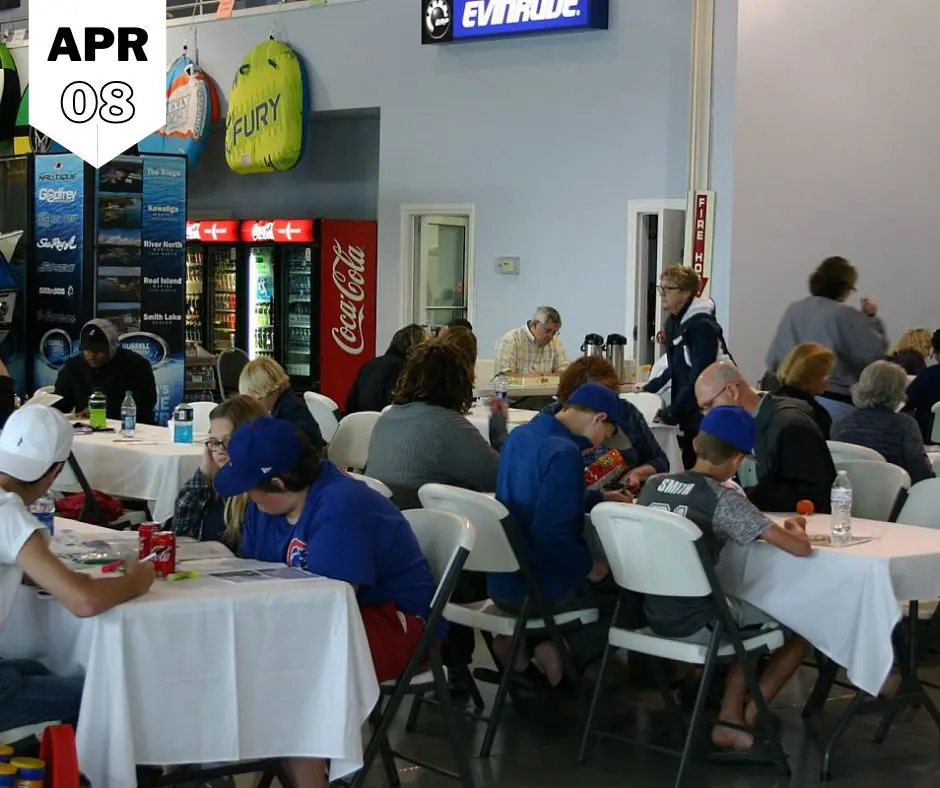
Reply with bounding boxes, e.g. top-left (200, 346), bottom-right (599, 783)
top-left (356, 657), bottom-right (940, 788)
